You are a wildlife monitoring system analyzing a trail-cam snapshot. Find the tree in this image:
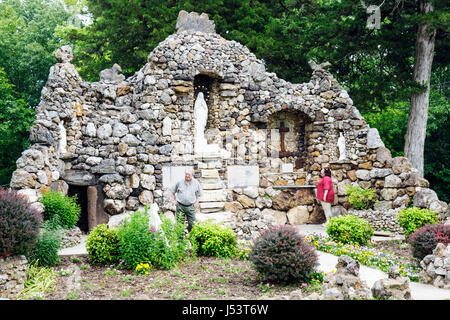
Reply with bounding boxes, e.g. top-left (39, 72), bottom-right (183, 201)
top-left (0, 0), bottom-right (71, 107)
top-left (404, 1), bottom-right (437, 176)
top-left (0, 68), bottom-right (34, 185)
